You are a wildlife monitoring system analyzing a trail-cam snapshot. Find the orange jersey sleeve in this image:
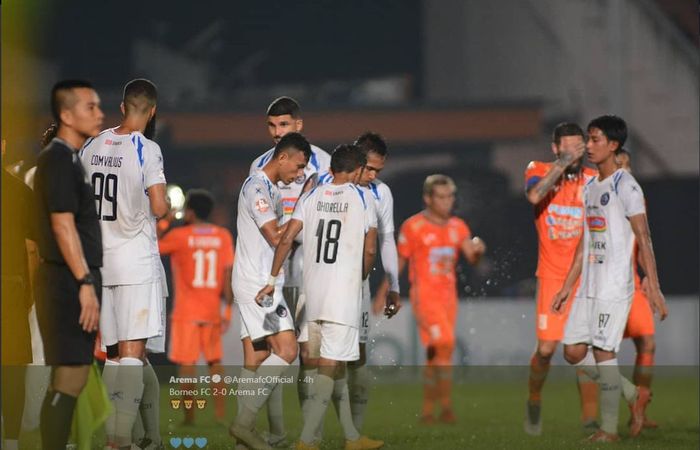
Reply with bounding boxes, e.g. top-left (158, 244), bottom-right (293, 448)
top-left (524, 160), bottom-right (550, 193)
